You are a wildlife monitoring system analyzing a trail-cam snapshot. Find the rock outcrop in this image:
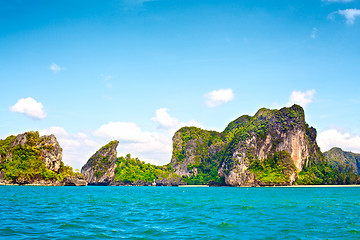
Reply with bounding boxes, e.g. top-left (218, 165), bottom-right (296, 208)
top-left (0, 131), bottom-right (86, 186)
top-left (324, 147), bottom-right (360, 174)
top-left (1, 131), bottom-right (63, 172)
top-left (81, 140), bottom-right (119, 185)
top-left (62, 175), bottom-right (88, 186)
top-left (170, 105), bottom-right (323, 186)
